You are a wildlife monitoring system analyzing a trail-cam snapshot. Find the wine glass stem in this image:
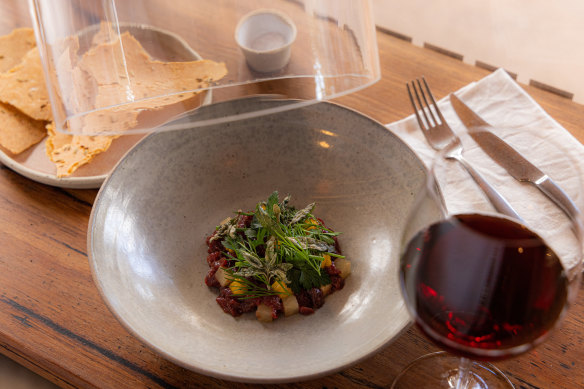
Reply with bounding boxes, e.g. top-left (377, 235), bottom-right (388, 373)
top-left (455, 357), bottom-right (472, 389)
